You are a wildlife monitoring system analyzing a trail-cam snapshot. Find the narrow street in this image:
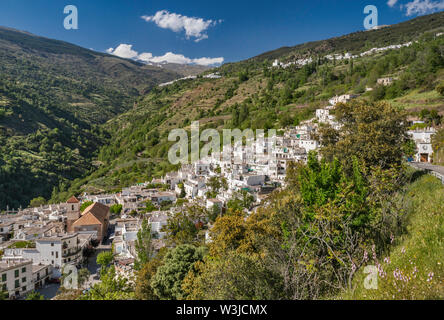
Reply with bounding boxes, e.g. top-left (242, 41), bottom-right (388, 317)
top-left (36, 221), bottom-right (115, 299)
